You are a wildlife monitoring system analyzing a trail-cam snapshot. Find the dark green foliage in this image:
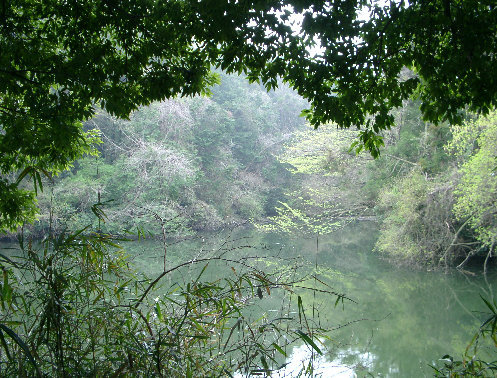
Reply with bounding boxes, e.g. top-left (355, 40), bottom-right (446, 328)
top-left (3, 0), bottom-right (497, 229)
top-left (0, 180), bottom-right (38, 231)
